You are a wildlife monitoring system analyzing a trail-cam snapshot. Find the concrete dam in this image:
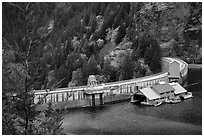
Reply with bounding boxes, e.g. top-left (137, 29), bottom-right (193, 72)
top-left (34, 57), bottom-right (188, 110)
